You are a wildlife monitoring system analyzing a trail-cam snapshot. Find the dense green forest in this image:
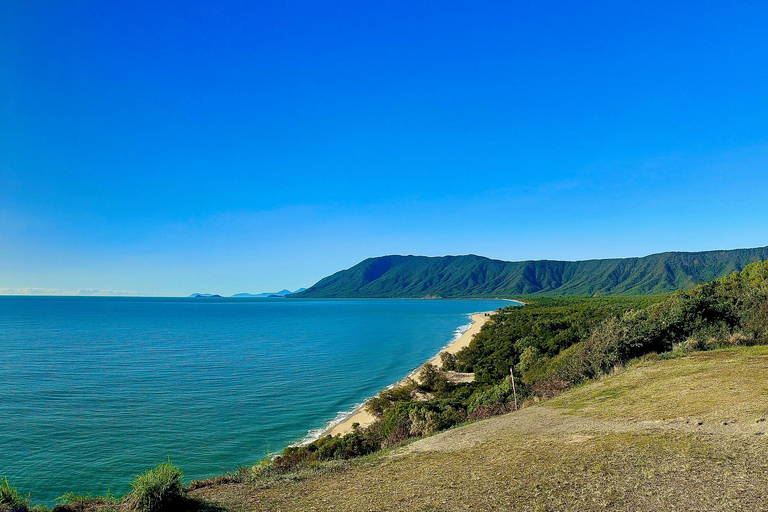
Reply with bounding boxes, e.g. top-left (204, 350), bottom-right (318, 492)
top-left (276, 259), bottom-right (768, 467)
top-left (290, 246), bottom-right (768, 298)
